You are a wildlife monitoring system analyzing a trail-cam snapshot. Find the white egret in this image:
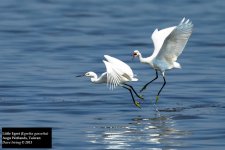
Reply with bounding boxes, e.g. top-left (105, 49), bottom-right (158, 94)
top-left (133, 18), bottom-right (193, 103)
top-left (77, 55), bottom-right (144, 108)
